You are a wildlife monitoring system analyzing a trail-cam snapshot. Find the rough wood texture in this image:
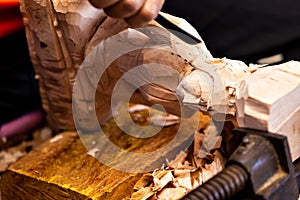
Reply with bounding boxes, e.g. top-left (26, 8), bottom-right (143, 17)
top-left (19, 0), bottom-right (249, 132)
top-left (0, 111), bottom-right (215, 200)
top-left (236, 61), bottom-right (300, 161)
top-left (17, 0), bottom-right (300, 198)
top-left (19, 0), bottom-right (125, 131)
top-left (1, 131), bottom-right (141, 200)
